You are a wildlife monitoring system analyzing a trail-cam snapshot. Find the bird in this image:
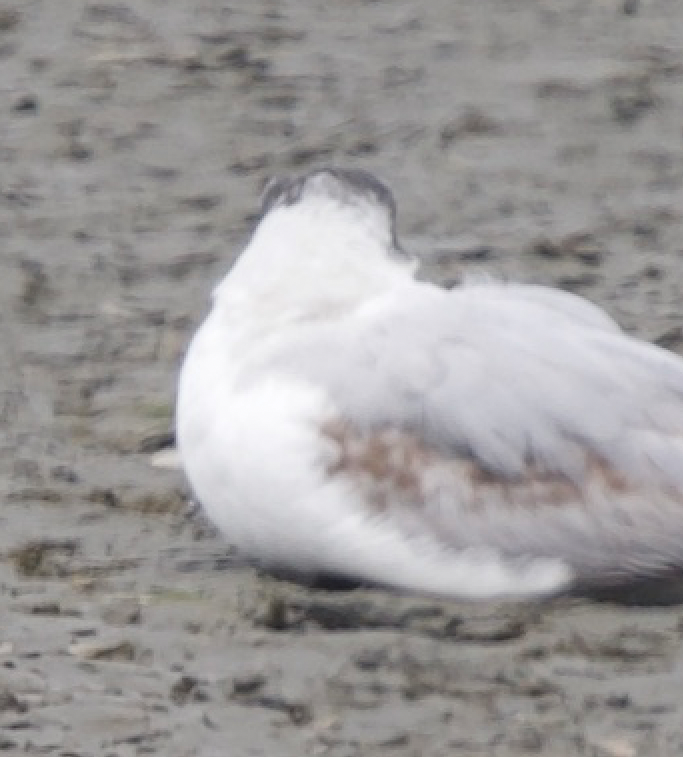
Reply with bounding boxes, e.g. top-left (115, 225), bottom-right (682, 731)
top-left (176, 167), bottom-right (683, 603)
